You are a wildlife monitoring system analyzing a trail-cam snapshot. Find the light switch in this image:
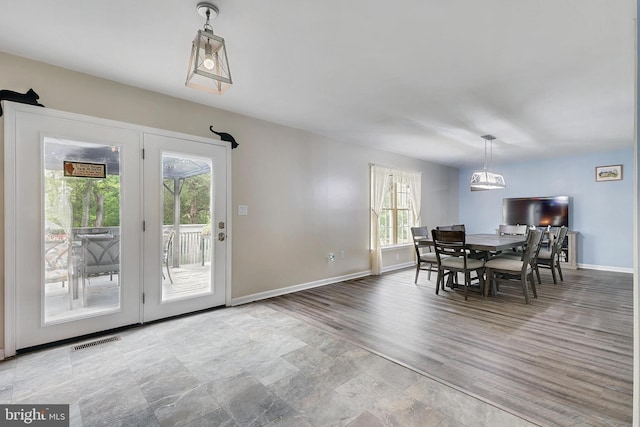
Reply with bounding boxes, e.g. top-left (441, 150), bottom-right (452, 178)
top-left (238, 205), bottom-right (248, 216)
